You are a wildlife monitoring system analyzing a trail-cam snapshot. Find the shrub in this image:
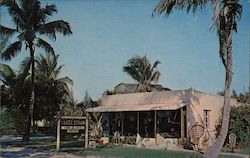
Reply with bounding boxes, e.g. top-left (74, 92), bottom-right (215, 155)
top-left (215, 104), bottom-right (250, 148)
top-left (0, 108), bottom-right (17, 135)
